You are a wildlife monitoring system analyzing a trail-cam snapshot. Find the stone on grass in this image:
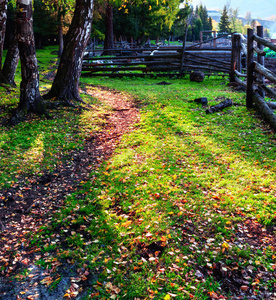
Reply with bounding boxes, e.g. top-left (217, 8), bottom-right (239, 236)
top-left (190, 71), bottom-right (205, 82)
